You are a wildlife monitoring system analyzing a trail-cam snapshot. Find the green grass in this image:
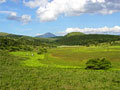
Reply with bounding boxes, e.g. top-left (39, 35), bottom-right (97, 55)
top-left (0, 46), bottom-right (120, 90)
top-left (41, 46), bottom-right (120, 70)
top-left (11, 52), bottom-right (47, 67)
top-left (11, 46), bottom-right (120, 69)
top-left (11, 51), bottom-right (82, 69)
